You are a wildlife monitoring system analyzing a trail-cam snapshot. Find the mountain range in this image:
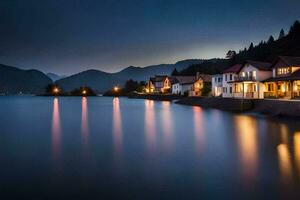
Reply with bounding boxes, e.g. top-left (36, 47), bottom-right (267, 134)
top-left (46, 73), bottom-right (67, 82)
top-left (0, 59), bottom-right (205, 94)
top-left (0, 64), bottom-right (52, 94)
top-left (55, 59), bottom-right (205, 93)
